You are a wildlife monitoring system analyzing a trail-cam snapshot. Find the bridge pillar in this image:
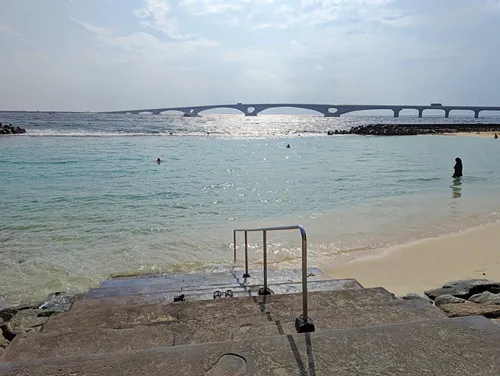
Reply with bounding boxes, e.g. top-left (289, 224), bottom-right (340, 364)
top-left (474, 110), bottom-right (481, 119)
top-left (418, 109), bottom-right (423, 118)
top-left (444, 110), bottom-right (450, 118)
top-left (393, 109), bottom-right (402, 118)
